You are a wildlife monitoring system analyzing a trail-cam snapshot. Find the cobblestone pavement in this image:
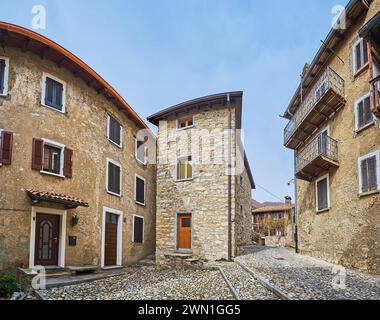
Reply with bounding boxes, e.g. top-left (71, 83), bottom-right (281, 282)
top-left (217, 262), bottom-right (278, 300)
top-left (38, 266), bottom-right (234, 300)
top-left (237, 246), bottom-right (380, 300)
